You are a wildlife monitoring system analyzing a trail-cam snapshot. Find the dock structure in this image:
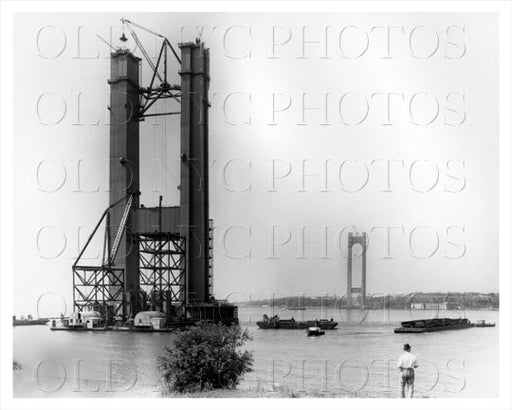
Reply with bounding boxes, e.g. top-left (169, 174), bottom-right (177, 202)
top-left (71, 20), bottom-right (237, 326)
